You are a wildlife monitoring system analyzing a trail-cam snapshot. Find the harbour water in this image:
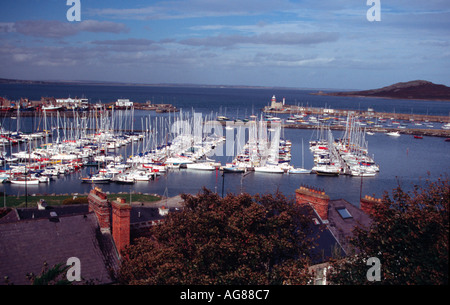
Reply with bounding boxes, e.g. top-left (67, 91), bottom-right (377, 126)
top-left (1, 83), bottom-right (449, 206)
